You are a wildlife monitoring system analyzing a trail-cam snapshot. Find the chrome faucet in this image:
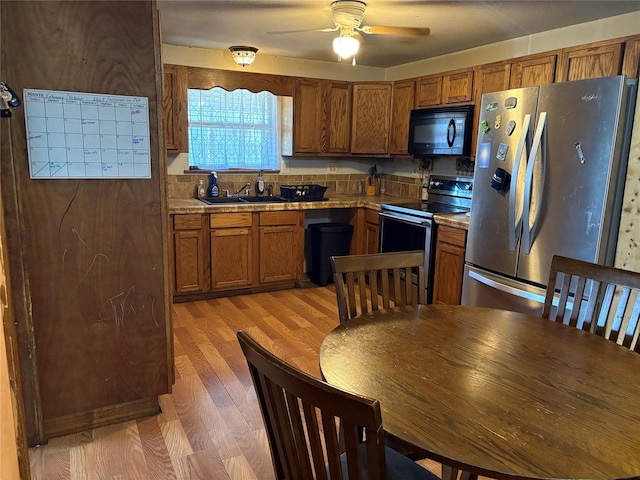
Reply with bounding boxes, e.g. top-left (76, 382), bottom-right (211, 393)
top-left (234, 182), bottom-right (251, 196)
